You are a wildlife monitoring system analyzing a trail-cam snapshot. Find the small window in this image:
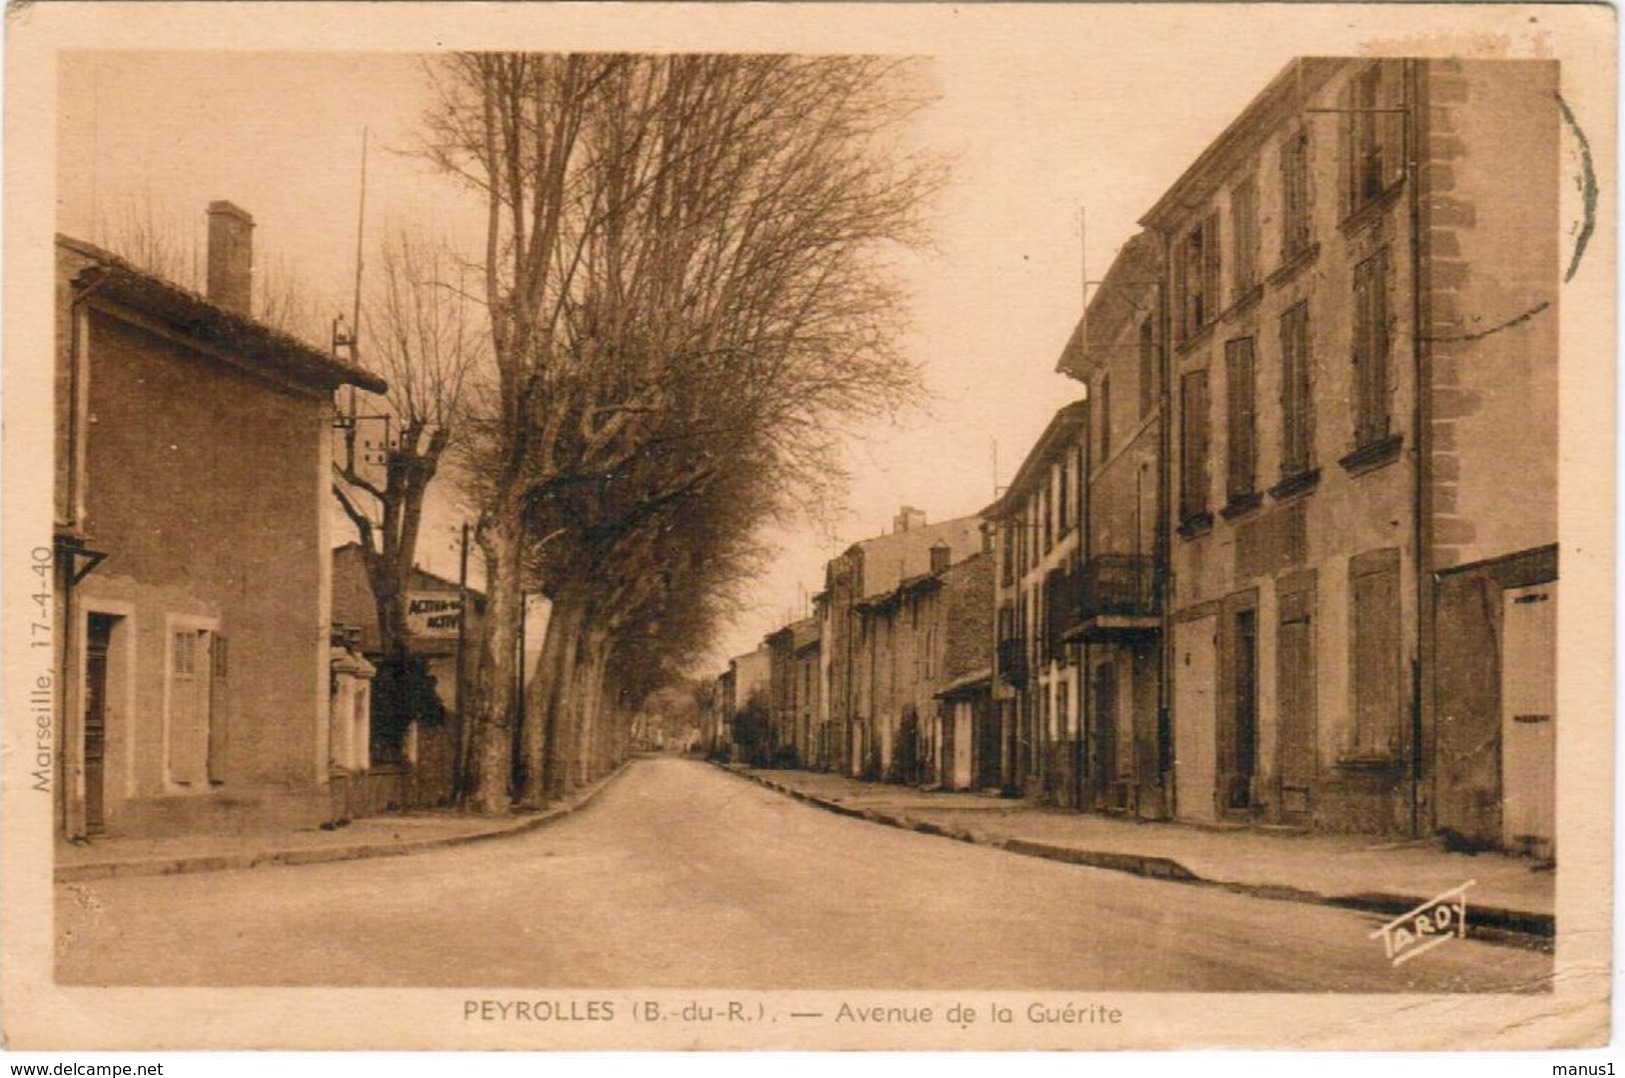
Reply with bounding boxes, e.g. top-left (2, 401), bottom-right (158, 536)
top-left (1138, 320), bottom-right (1157, 419)
top-left (173, 632), bottom-right (197, 677)
top-left (1097, 375), bottom-right (1112, 465)
top-left (1058, 457), bottom-right (1071, 536)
